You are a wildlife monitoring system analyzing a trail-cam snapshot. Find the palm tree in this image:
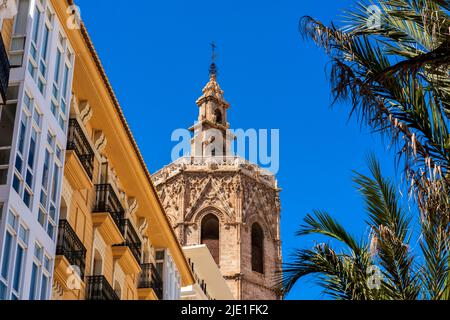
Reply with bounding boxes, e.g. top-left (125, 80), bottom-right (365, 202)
top-left (282, 157), bottom-right (449, 300)
top-left (299, 0), bottom-right (449, 211)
